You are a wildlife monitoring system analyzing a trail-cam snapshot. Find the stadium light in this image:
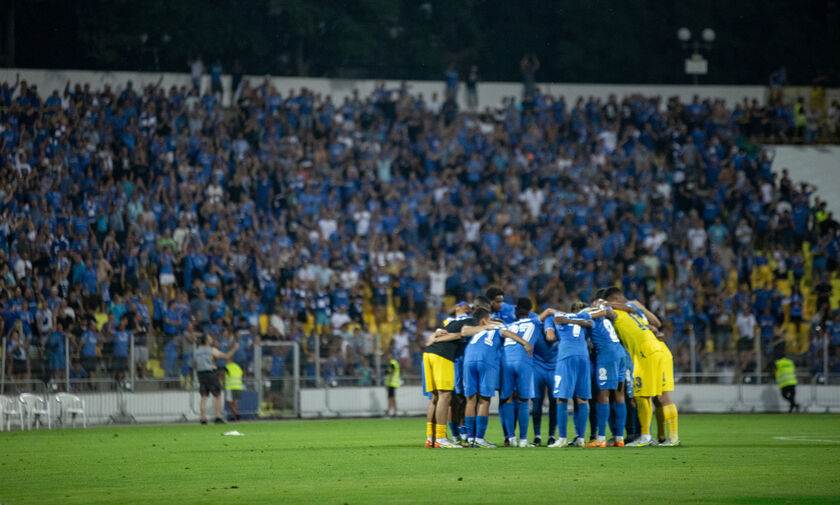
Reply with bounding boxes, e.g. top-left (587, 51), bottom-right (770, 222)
top-left (678, 27), bottom-right (715, 84)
